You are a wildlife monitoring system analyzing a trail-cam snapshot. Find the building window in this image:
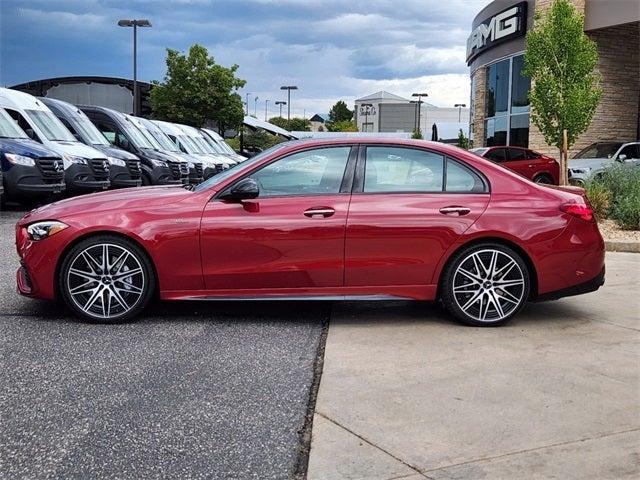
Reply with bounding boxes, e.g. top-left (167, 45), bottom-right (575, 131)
top-left (484, 54), bottom-right (531, 147)
top-left (361, 122), bottom-right (374, 132)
